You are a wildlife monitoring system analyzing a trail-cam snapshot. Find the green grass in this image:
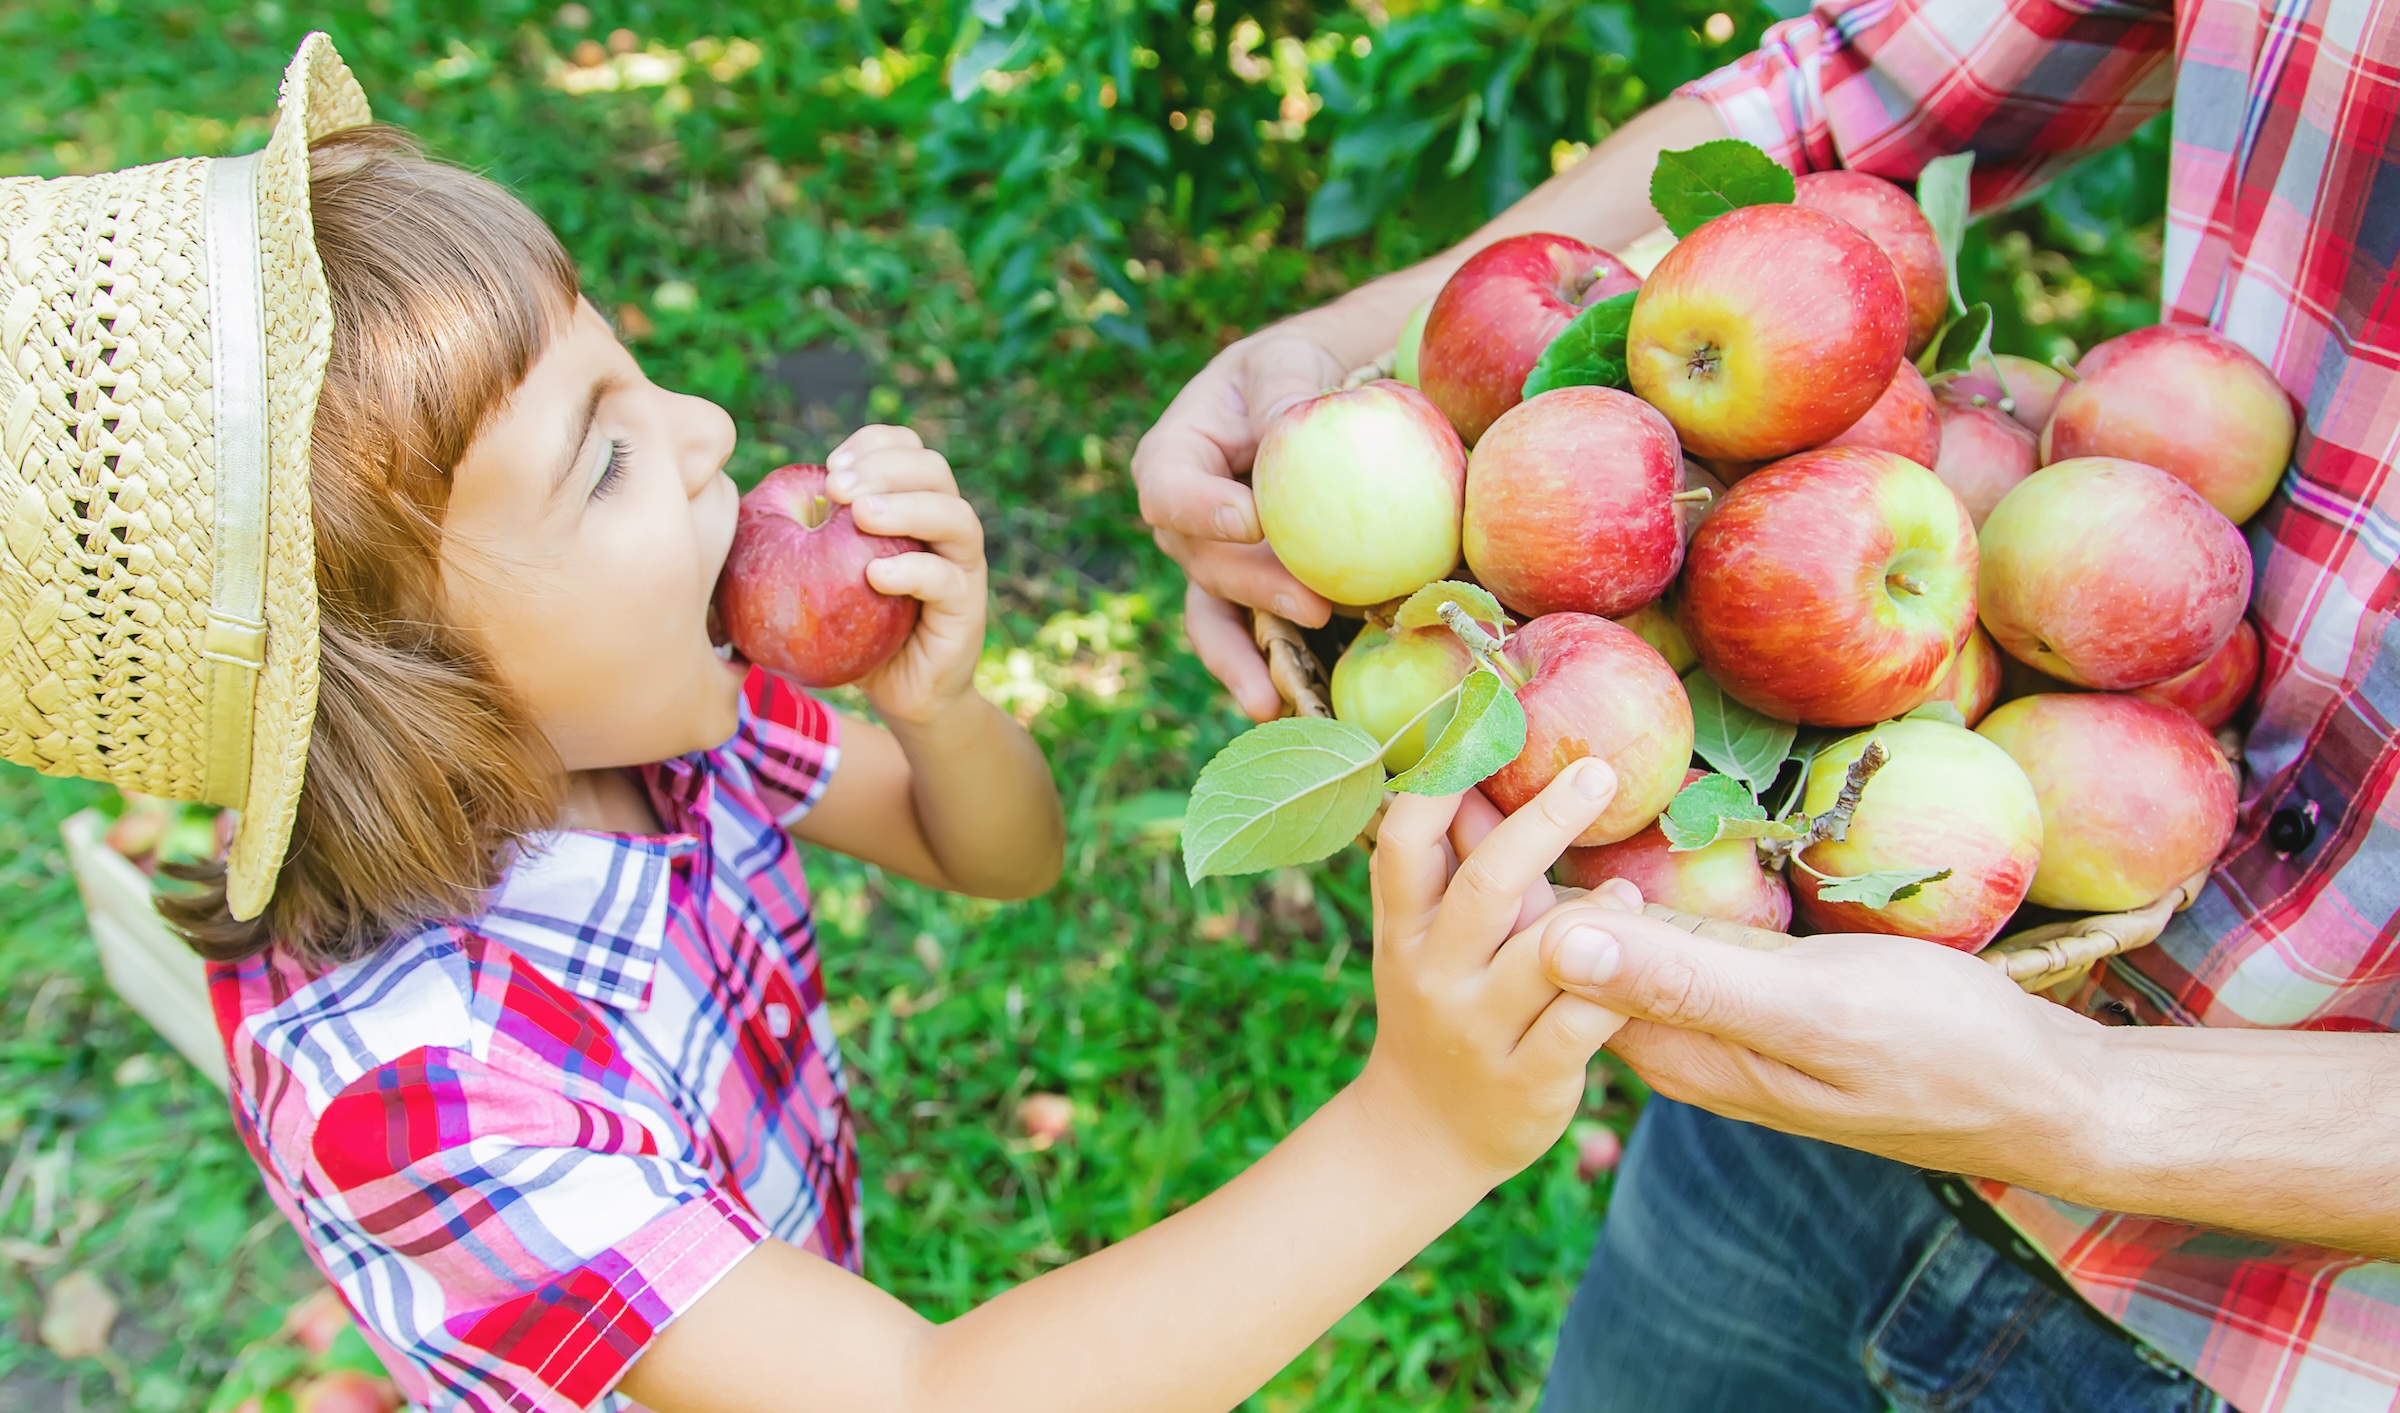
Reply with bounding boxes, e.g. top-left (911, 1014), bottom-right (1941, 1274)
top-left (0, 2), bottom-right (2163, 1407)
